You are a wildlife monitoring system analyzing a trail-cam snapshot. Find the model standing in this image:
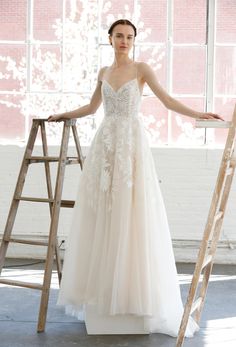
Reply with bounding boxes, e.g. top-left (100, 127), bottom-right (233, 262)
top-left (48, 19), bottom-right (223, 337)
